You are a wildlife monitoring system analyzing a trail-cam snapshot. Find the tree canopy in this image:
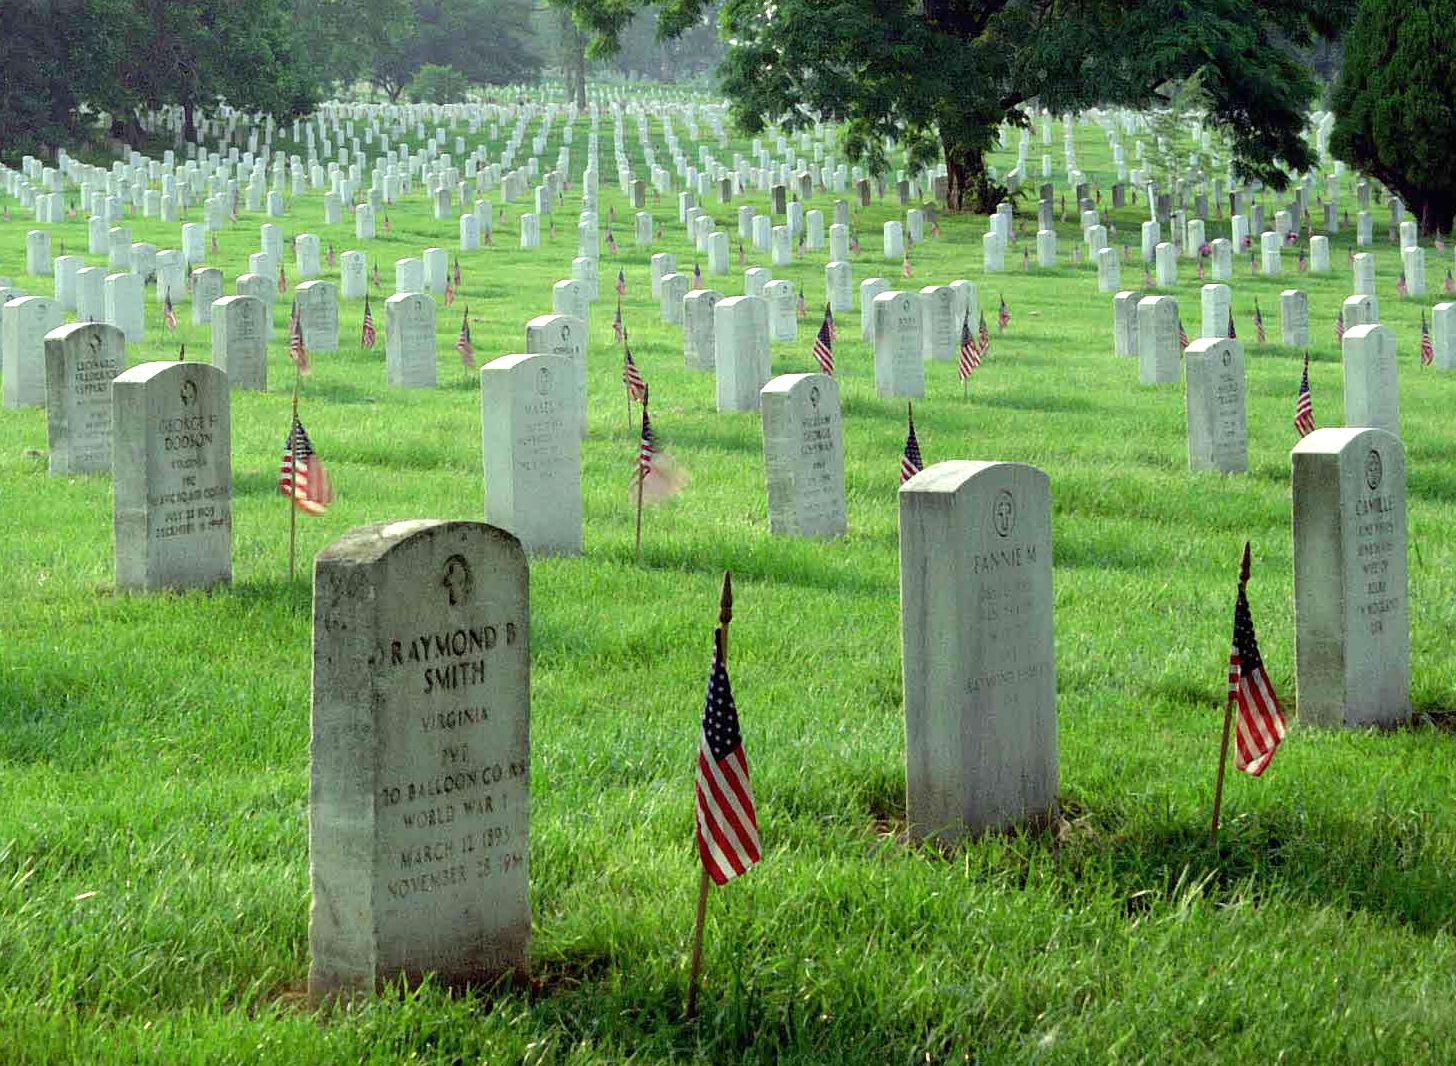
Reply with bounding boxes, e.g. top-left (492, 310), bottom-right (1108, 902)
top-left (1331, 0), bottom-right (1456, 235)
top-left (567, 0), bottom-right (1353, 211)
